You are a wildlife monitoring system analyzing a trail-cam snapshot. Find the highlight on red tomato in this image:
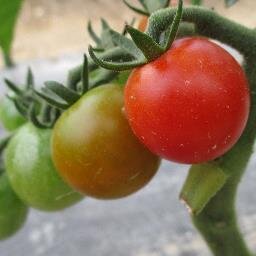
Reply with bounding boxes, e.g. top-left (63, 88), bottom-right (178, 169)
top-left (52, 84), bottom-right (160, 199)
top-left (124, 37), bottom-right (250, 164)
